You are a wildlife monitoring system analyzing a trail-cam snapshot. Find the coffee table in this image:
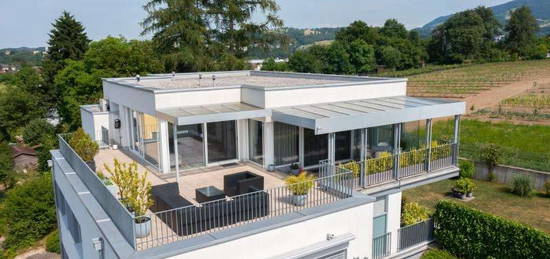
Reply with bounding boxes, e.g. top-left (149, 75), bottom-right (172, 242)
top-left (195, 186), bottom-right (226, 203)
